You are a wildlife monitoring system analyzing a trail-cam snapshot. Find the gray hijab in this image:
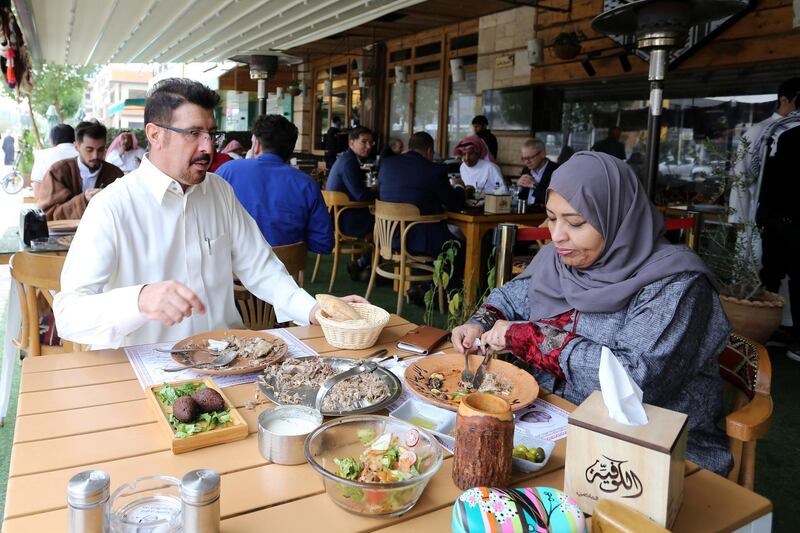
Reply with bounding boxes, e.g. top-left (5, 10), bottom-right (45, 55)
top-left (518, 151), bottom-right (715, 321)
